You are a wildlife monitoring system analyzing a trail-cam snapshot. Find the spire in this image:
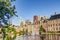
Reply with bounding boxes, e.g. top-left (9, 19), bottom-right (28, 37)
top-left (55, 12), bottom-right (57, 15)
